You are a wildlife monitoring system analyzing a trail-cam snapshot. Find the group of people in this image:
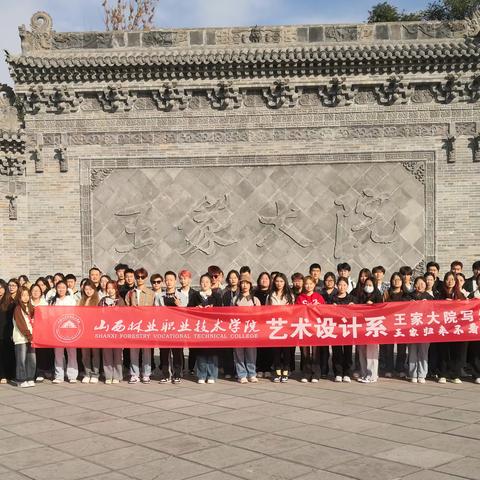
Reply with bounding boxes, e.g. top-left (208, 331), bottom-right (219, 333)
top-left (1, 259), bottom-right (480, 388)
